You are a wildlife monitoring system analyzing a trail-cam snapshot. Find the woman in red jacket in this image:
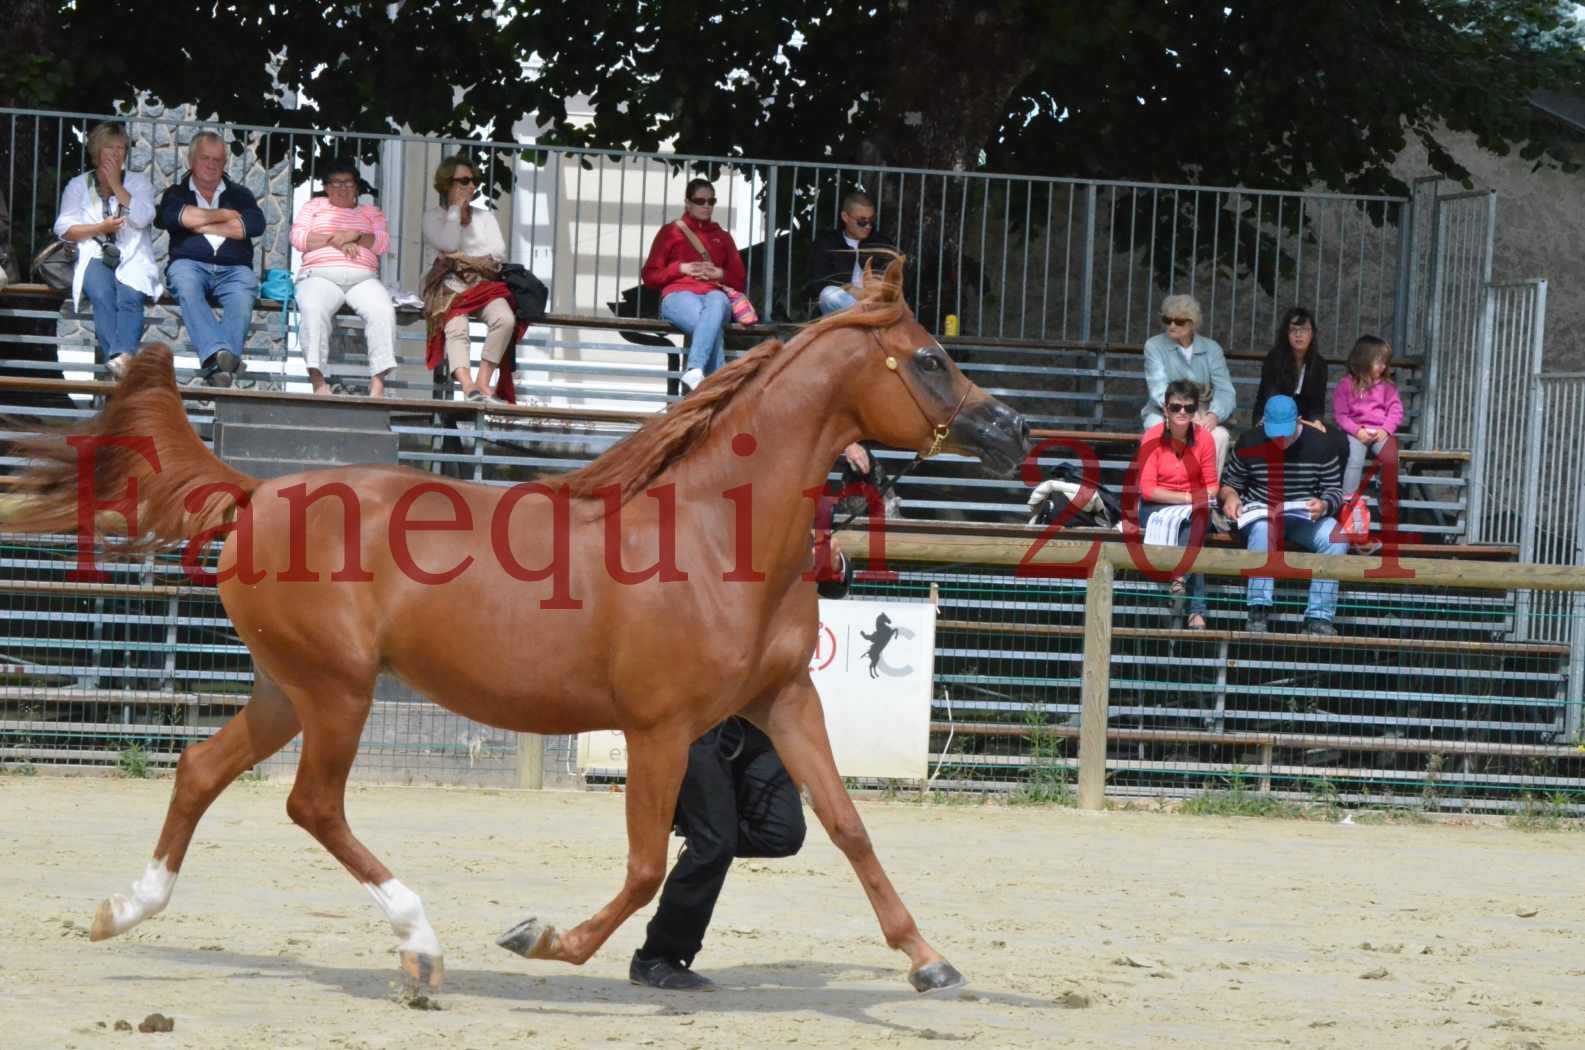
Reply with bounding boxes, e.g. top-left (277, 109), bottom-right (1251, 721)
top-left (642, 179), bottom-right (746, 393)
